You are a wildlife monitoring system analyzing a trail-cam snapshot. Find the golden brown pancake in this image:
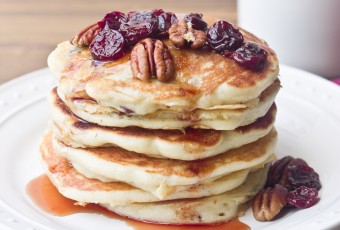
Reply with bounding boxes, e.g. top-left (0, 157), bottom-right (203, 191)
top-left (40, 130), bottom-right (269, 224)
top-left (48, 24), bottom-right (279, 116)
top-left (55, 79), bottom-right (280, 130)
top-left (52, 128), bottom-right (277, 198)
top-left (102, 165), bottom-right (268, 224)
top-left (50, 87), bottom-right (277, 160)
top-left (41, 130), bottom-right (267, 203)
